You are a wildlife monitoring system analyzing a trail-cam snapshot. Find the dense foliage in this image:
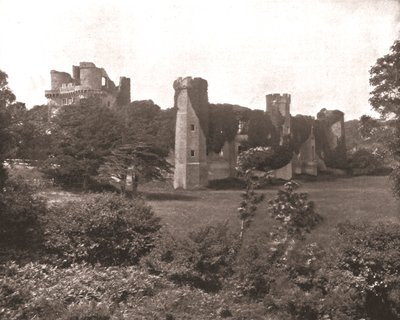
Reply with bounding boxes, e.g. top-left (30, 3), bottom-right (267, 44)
top-left (145, 224), bottom-right (237, 293)
top-left (0, 70), bottom-right (17, 185)
top-left (40, 99), bottom-right (122, 189)
top-left (247, 110), bottom-right (278, 148)
top-left (12, 104), bottom-right (53, 161)
top-left (207, 104), bottom-right (238, 153)
top-left (0, 177), bottom-right (46, 249)
top-left (118, 100), bottom-right (176, 156)
top-left (236, 145), bottom-right (293, 174)
top-left (369, 39), bottom-right (400, 197)
top-left (97, 143), bottom-right (172, 196)
top-left (39, 99), bottom-right (174, 191)
top-left (290, 115), bottom-right (314, 153)
top-left (0, 71), bottom-right (48, 252)
top-left (349, 148), bottom-right (387, 175)
top-left (43, 194), bottom-right (161, 266)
